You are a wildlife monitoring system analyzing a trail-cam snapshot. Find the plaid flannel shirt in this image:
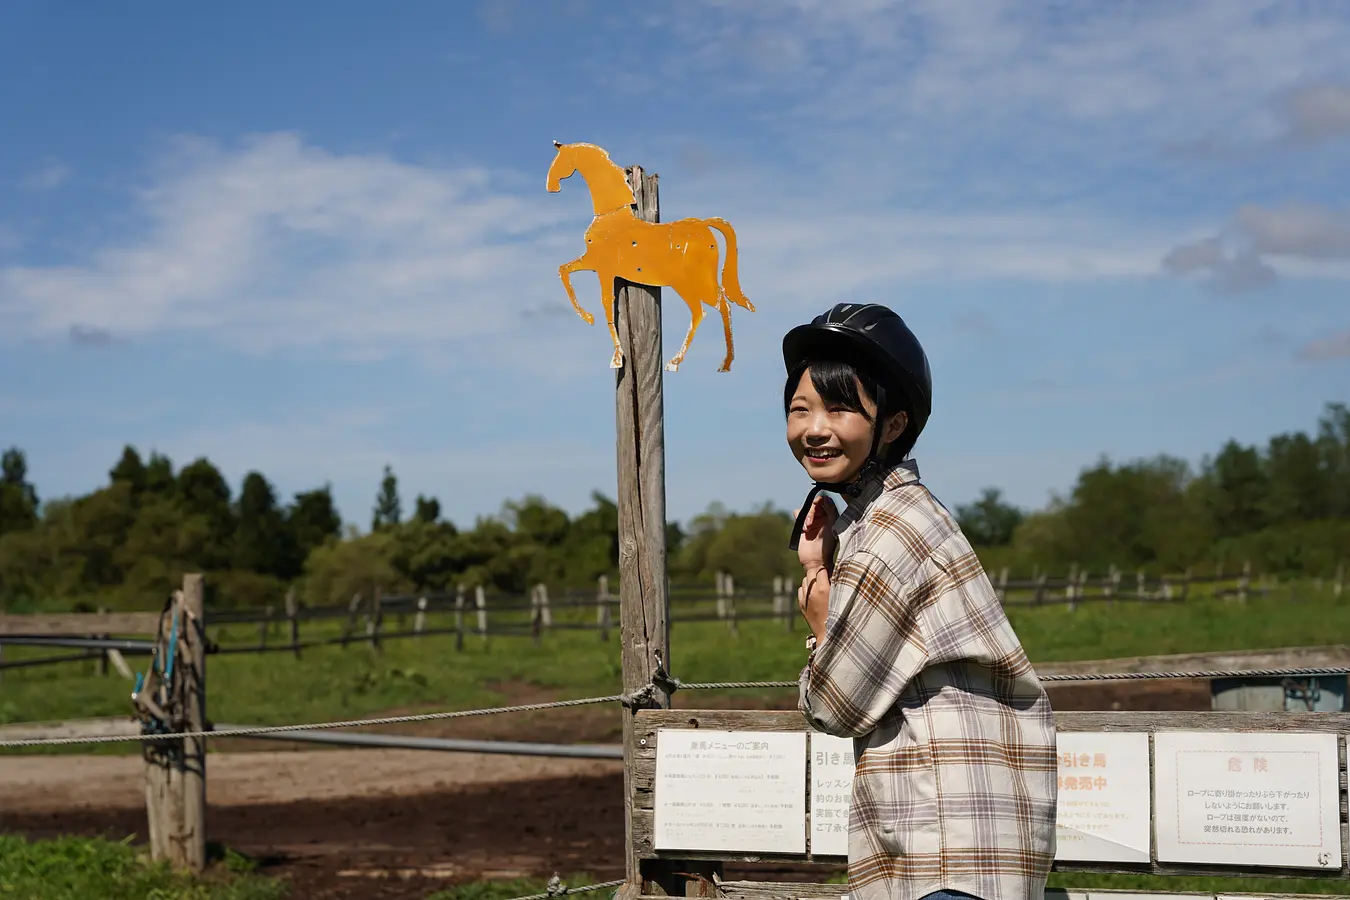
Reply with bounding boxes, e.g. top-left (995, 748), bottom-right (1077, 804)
top-left (798, 458), bottom-right (1058, 900)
